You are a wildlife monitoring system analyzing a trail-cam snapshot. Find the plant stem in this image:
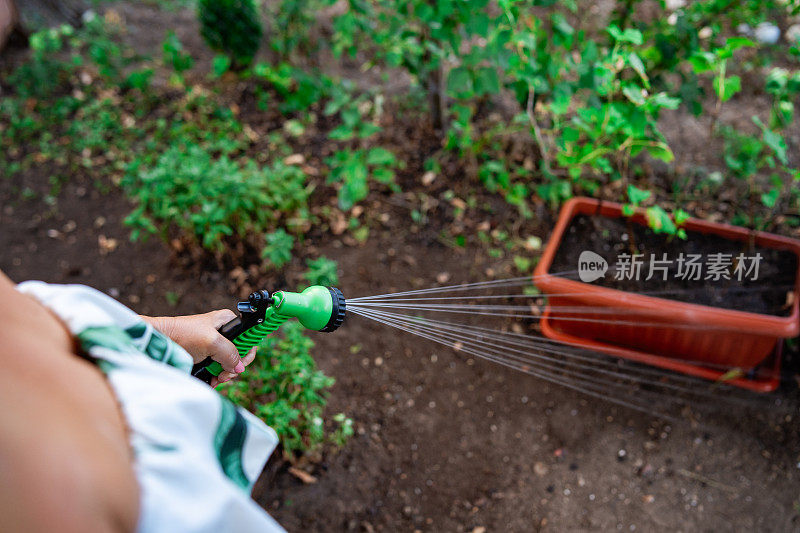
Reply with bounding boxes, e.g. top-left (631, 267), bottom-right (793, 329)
top-left (527, 88), bottom-right (551, 174)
